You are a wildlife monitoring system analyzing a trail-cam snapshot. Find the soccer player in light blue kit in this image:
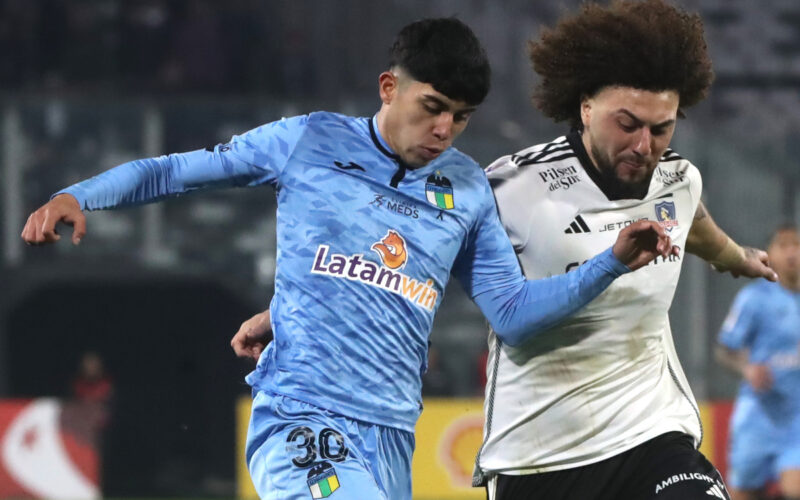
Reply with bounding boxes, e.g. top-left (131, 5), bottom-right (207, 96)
top-left (22, 18), bottom-right (677, 499)
top-left (717, 225), bottom-right (800, 500)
